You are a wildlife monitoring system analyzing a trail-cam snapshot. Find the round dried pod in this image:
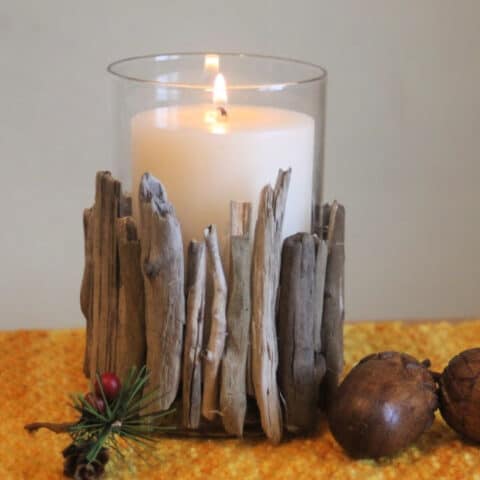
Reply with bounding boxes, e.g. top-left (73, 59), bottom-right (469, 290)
top-left (439, 348), bottom-right (480, 442)
top-left (328, 351), bottom-right (438, 458)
